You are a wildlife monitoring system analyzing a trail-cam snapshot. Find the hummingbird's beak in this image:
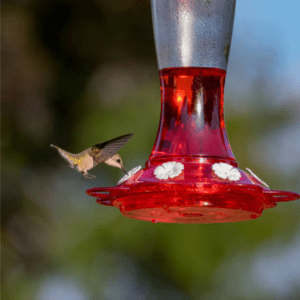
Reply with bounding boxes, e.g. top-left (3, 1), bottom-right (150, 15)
top-left (122, 166), bottom-right (128, 175)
